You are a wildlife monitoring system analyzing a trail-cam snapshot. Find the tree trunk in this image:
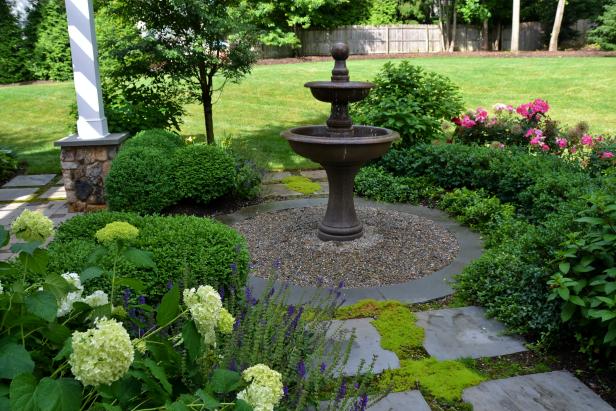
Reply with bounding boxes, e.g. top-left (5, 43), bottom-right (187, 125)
top-left (495, 22), bottom-right (502, 51)
top-left (198, 62), bottom-right (215, 144)
top-left (438, 0), bottom-right (448, 51)
top-left (448, 0), bottom-right (457, 52)
top-left (482, 19), bottom-right (489, 50)
top-left (511, 0), bottom-right (520, 52)
top-left (549, 0), bottom-right (566, 51)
